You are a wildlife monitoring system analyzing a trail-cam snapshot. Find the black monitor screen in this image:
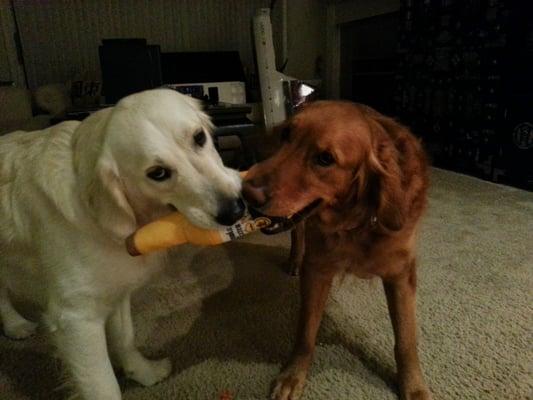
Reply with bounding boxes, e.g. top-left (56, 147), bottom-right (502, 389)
top-left (161, 51), bottom-right (245, 84)
top-left (99, 39), bottom-right (161, 103)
